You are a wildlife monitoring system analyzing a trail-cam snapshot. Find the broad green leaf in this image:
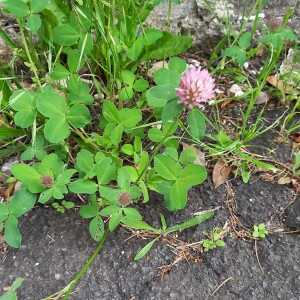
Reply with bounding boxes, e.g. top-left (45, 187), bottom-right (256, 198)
top-left (66, 49), bottom-right (82, 73)
top-left (11, 164), bottom-right (44, 193)
top-left (95, 158), bottom-right (116, 185)
top-left (35, 153), bottom-right (64, 177)
top-left (154, 68), bottom-right (181, 87)
top-left (238, 32), bottom-right (252, 49)
top-left (168, 180), bottom-right (187, 211)
top-left (9, 90), bottom-right (36, 128)
top-left (134, 238), bottom-right (158, 261)
top-left (111, 124), bottom-right (123, 145)
top-left (109, 211), bottom-right (122, 232)
top-left (51, 63), bottom-right (70, 80)
top-left (117, 166), bottom-right (138, 189)
top-left (31, 0), bottom-right (50, 13)
top-left (164, 147), bottom-right (178, 161)
top-left (133, 79), bottom-right (149, 92)
top-left (9, 188), bottom-right (36, 218)
top-left (67, 104), bottom-right (91, 128)
top-left (223, 47), bottom-right (246, 66)
top-left (154, 154), bottom-right (181, 180)
top-left (187, 108), bottom-right (206, 140)
top-left (69, 179), bottom-right (98, 194)
top-left (143, 29), bottom-right (163, 46)
top-left (100, 205), bottom-right (120, 216)
top-left (27, 14), bottom-right (41, 33)
top-left (120, 70), bottom-right (135, 86)
top-left (38, 189), bottom-right (53, 204)
top-left (4, 215), bottom-right (21, 248)
top-left (121, 144), bottom-right (134, 156)
top-left (146, 85), bottom-right (176, 108)
top-left (179, 164), bottom-right (207, 188)
top-left (119, 108), bottom-right (142, 128)
top-left (10, 277), bottom-right (24, 292)
top-left (148, 128), bottom-right (164, 143)
top-left (102, 101), bottom-right (120, 123)
top-left (139, 181), bottom-right (149, 203)
top-left (43, 118), bottom-right (70, 143)
top-left (67, 77), bottom-right (93, 104)
top-left (261, 28), bottom-right (297, 49)
top-left (2, 0), bottom-right (29, 17)
top-left (168, 57), bottom-right (187, 74)
top-left (79, 203), bottom-right (98, 219)
top-left (0, 290), bottom-right (17, 300)
top-left (144, 33), bottom-right (192, 60)
top-left (75, 149), bottom-right (94, 175)
top-left (21, 135), bottom-right (46, 161)
top-left (36, 86), bottom-right (67, 118)
top-left (162, 99), bottom-right (182, 123)
top-left (99, 185), bottom-right (121, 204)
top-left (127, 37), bottom-right (144, 61)
top-left (55, 169), bottom-right (76, 185)
top-left (52, 24), bottom-right (81, 46)
top-left (0, 203), bottom-right (9, 222)
top-left (119, 86), bottom-right (134, 101)
top-left (179, 148), bottom-right (197, 165)
top-left (122, 207), bottom-right (142, 221)
top-left (89, 216), bottom-right (104, 242)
